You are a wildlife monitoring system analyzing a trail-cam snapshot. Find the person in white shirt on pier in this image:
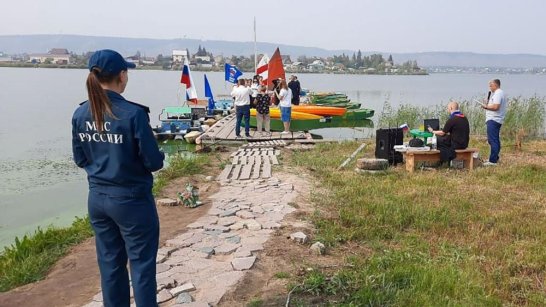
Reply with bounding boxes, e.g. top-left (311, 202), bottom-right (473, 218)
top-left (230, 79), bottom-right (252, 138)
